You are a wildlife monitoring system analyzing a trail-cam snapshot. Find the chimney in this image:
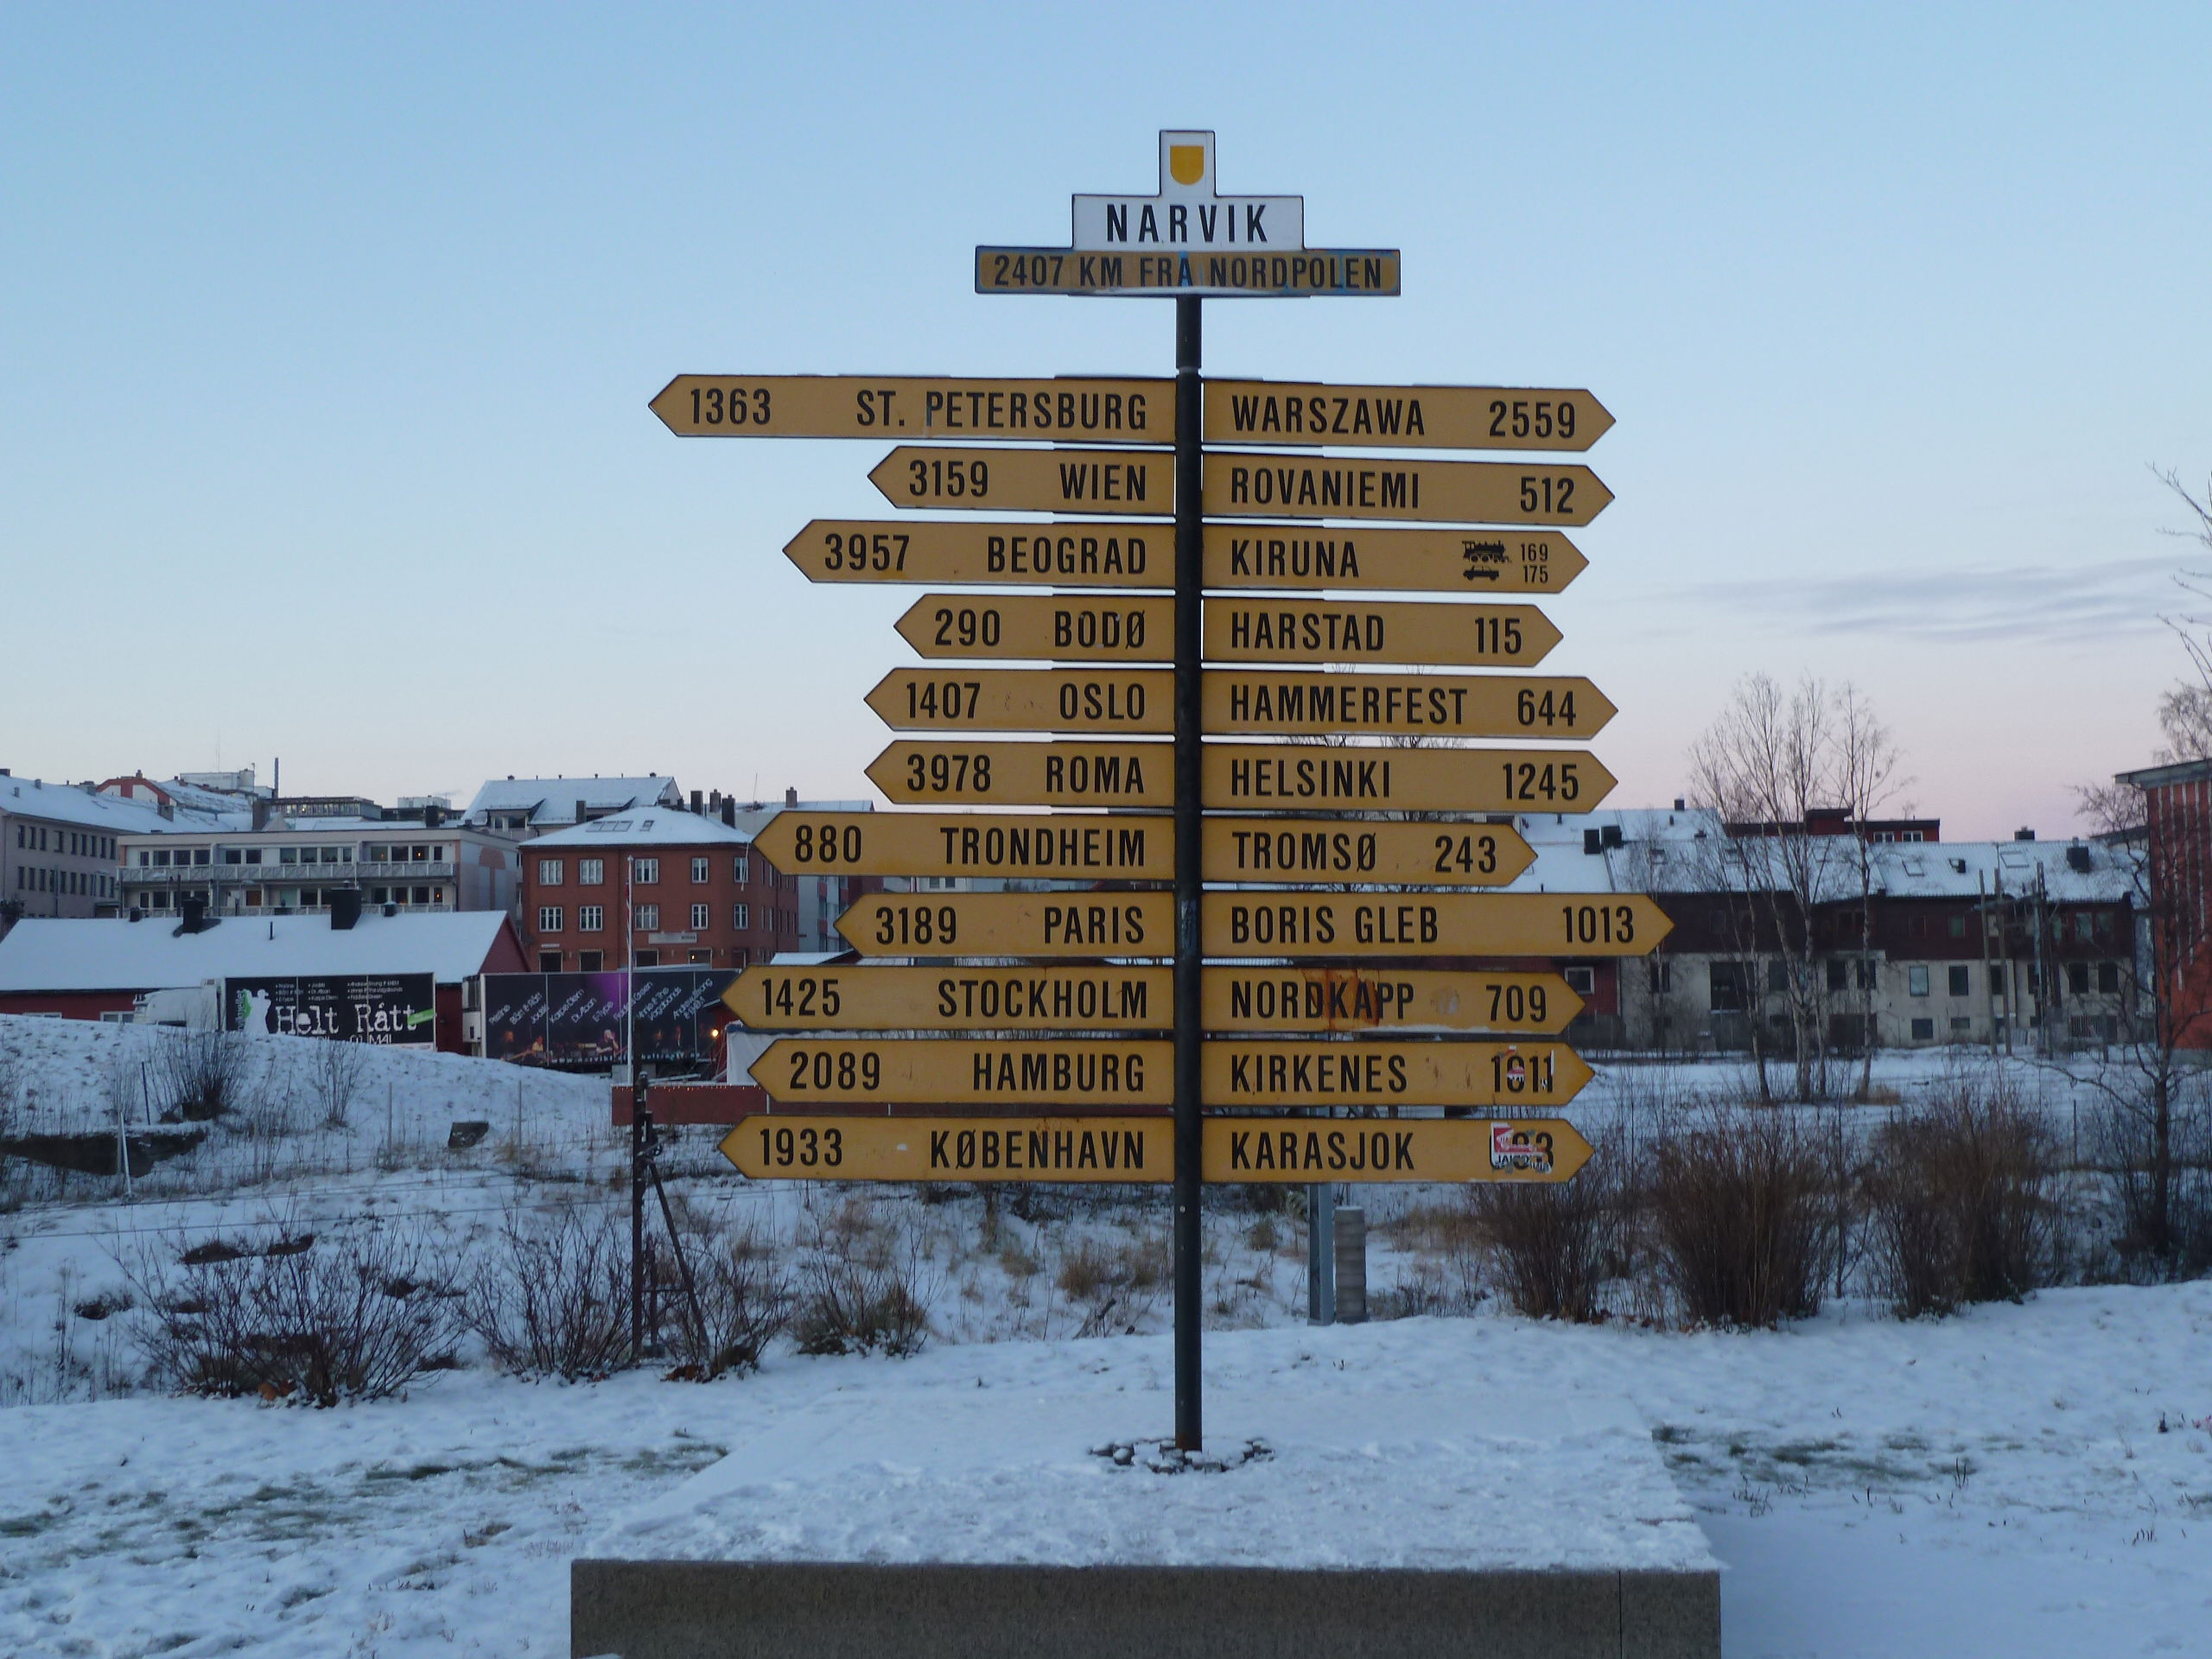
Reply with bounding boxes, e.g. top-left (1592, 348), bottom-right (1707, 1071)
top-left (721, 798), bottom-right (736, 827)
top-left (575, 798), bottom-right (588, 824)
top-left (1582, 829), bottom-right (1603, 855)
top-left (128, 906), bottom-right (143, 923)
top-left (2066, 844), bottom-right (2093, 873)
top-left (690, 789), bottom-right (704, 814)
top-left (251, 797), bottom-right (270, 832)
top-left (329, 885), bottom-right (364, 931)
top-left (2014, 827), bottom-right (2035, 841)
top-left (785, 786), bottom-right (798, 807)
top-left (424, 804), bottom-right (443, 828)
top-left (175, 897), bottom-right (213, 935)
top-left (1674, 798), bottom-right (1686, 812)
